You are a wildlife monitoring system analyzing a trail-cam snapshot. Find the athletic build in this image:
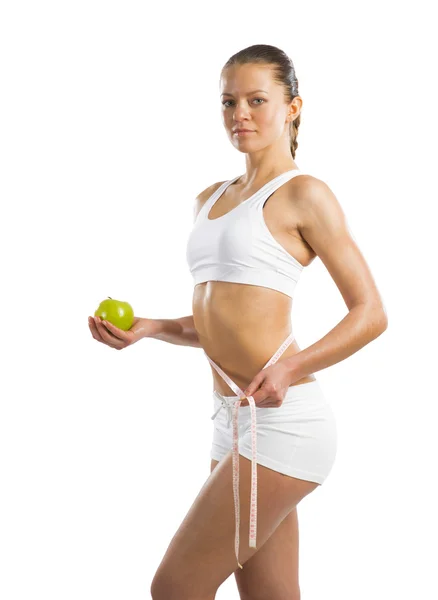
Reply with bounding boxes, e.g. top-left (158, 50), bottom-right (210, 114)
top-left (88, 46), bottom-right (388, 600)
